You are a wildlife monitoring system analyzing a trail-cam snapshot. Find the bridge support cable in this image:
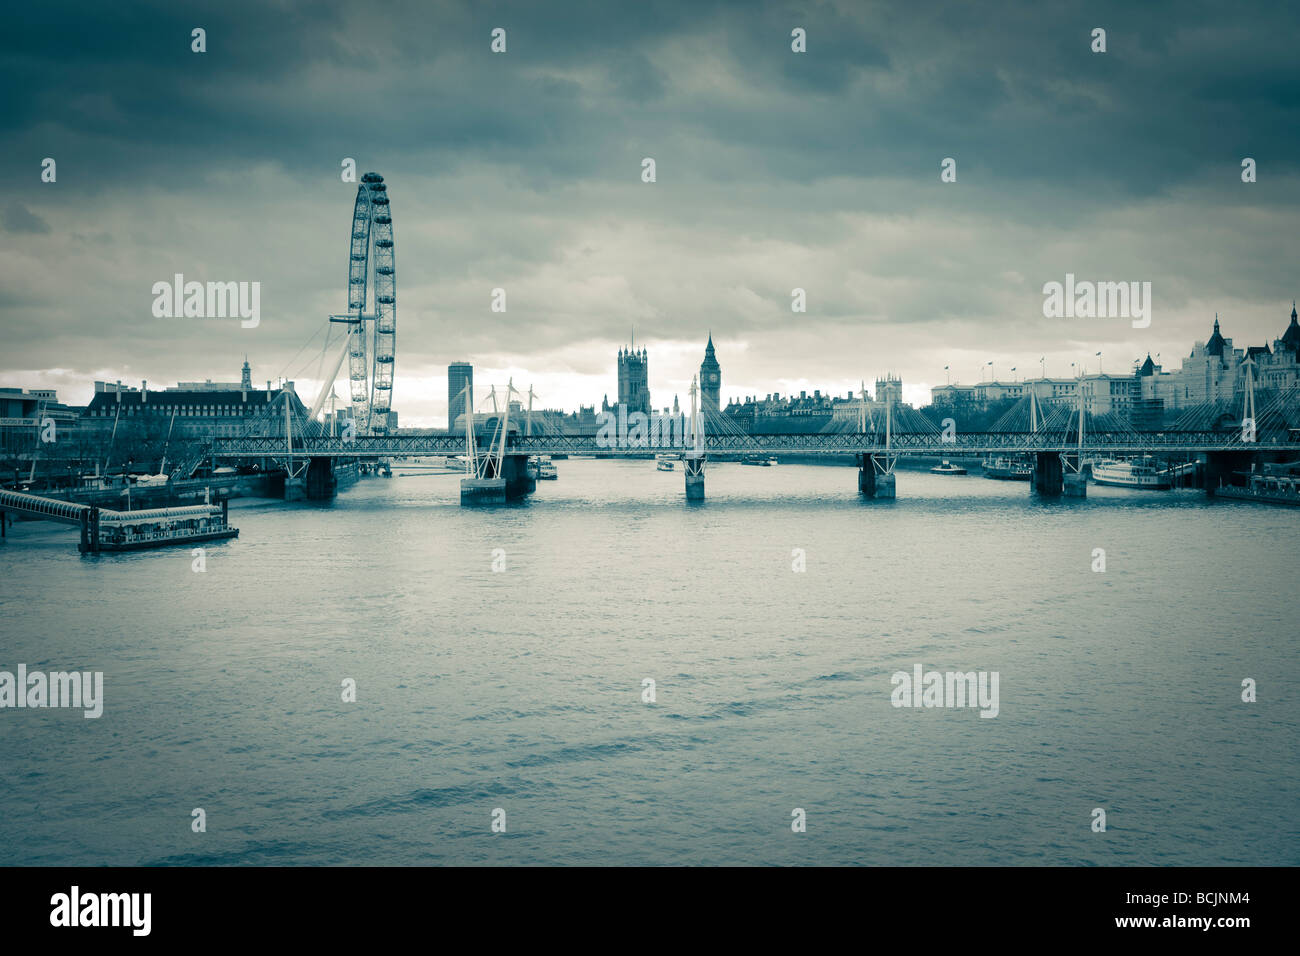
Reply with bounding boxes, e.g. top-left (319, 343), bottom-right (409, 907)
top-left (698, 398), bottom-right (761, 454)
